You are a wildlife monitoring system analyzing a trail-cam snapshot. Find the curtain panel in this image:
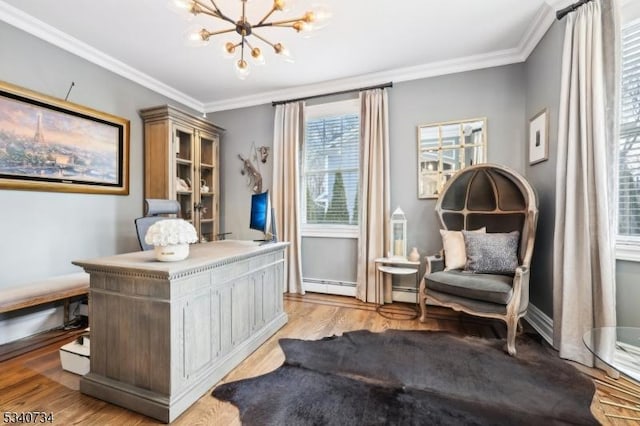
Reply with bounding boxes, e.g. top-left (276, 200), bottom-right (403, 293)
top-left (273, 102), bottom-right (305, 294)
top-left (356, 89), bottom-right (391, 304)
top-left (553, 0), bottom-right (620, 367)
